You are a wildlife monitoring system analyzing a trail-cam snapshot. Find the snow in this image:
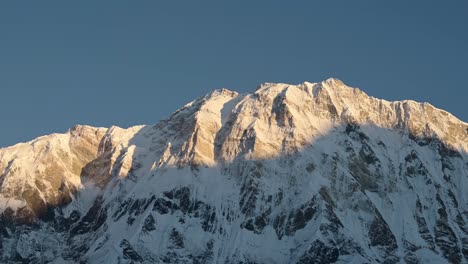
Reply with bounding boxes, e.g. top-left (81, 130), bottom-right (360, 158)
top-left (0, 194), bottom-right (26, 211)
top-left (0, 78), bottom-right (466, 263)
